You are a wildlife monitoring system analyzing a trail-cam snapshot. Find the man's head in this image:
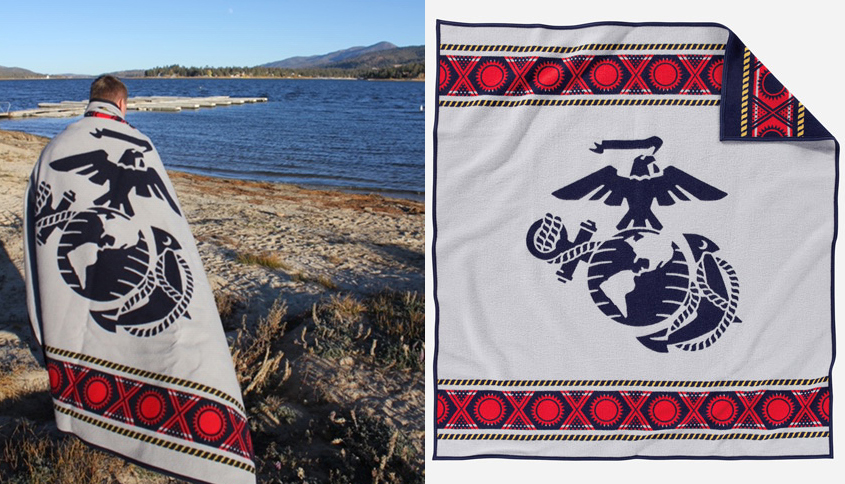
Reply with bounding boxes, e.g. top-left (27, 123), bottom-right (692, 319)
top-left (90, 75), bottom-right (128, 116)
